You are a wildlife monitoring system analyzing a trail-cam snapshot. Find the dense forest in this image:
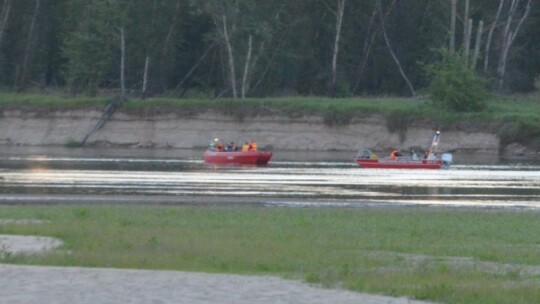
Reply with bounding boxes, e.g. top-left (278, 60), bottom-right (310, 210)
top-left (0, 0), bottom-right (537, 98)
